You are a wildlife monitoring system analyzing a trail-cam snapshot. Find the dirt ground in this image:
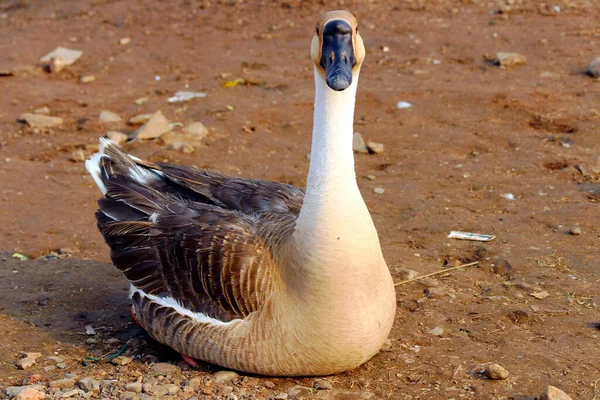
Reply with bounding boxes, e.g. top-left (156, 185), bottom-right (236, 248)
top-left (1, 0), bottom-right (599, 399)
